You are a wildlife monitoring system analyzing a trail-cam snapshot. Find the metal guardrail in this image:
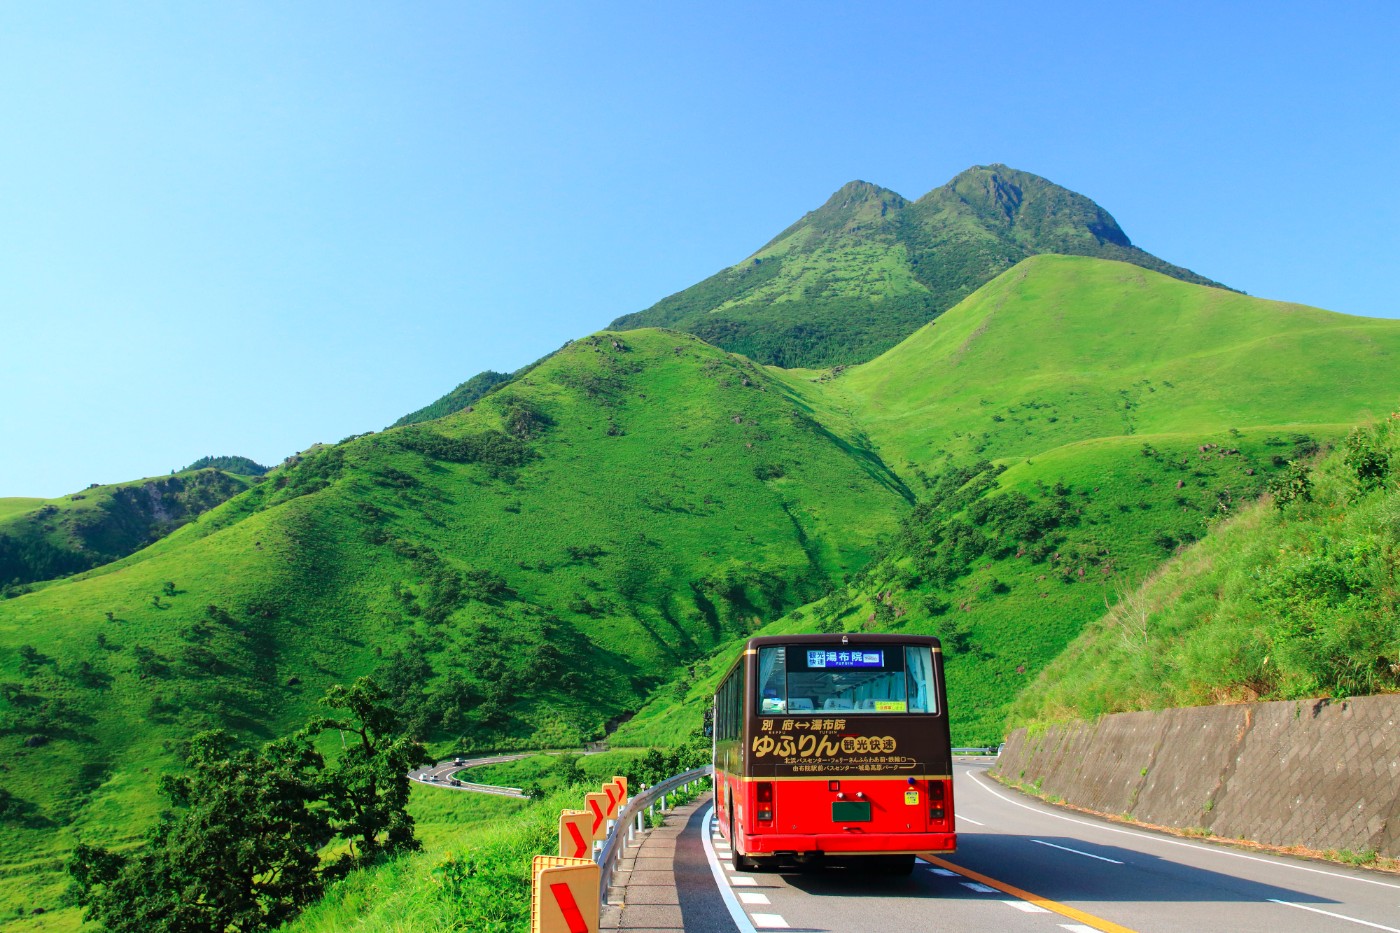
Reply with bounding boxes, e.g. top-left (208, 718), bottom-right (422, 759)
top-left (454, 779), bottom-right (527, 796)
top-left (952, 745), bottom-right (1003, 756)
top-left (595, 765), bottom-right (712, 905)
